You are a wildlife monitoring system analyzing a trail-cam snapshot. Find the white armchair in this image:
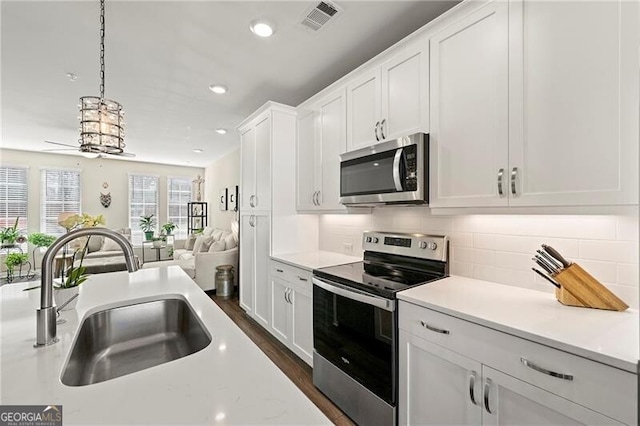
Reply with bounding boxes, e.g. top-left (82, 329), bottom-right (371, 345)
top-left (169, 226), bottom-right (238, 291)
